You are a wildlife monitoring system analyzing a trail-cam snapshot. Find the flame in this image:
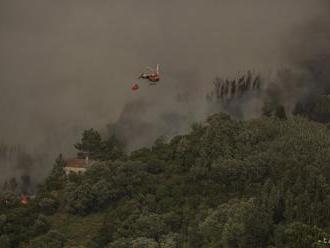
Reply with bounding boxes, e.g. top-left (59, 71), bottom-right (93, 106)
top-left (20, 195), bottom-right (29, 205)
